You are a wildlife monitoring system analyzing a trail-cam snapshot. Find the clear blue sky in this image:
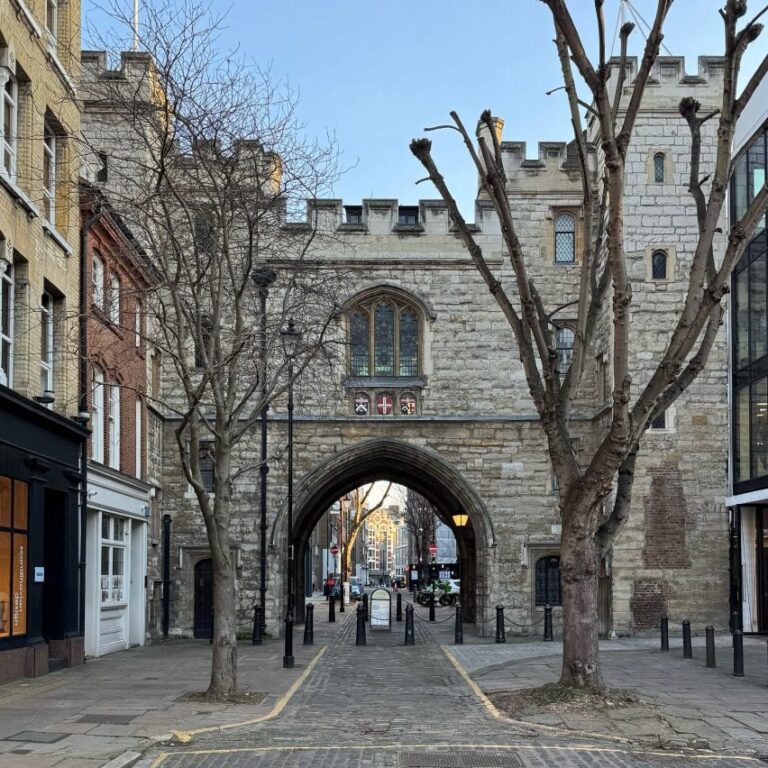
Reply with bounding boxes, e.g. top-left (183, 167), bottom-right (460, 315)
top-left (82, 1), bottom-right (766, 219)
